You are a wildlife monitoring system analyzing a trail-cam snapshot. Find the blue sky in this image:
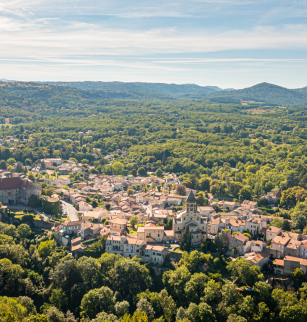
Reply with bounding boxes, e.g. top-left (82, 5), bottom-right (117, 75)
top-left (0, 0), bottom-right (307, 88)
